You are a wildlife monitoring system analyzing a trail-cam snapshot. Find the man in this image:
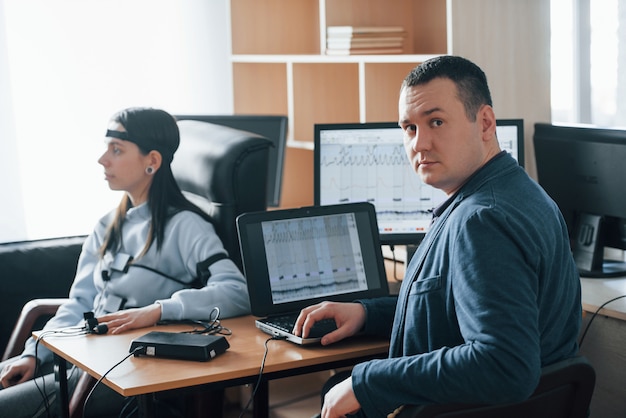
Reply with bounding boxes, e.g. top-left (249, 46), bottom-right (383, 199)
top-left (294, 56), bottom-right (581, 418)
